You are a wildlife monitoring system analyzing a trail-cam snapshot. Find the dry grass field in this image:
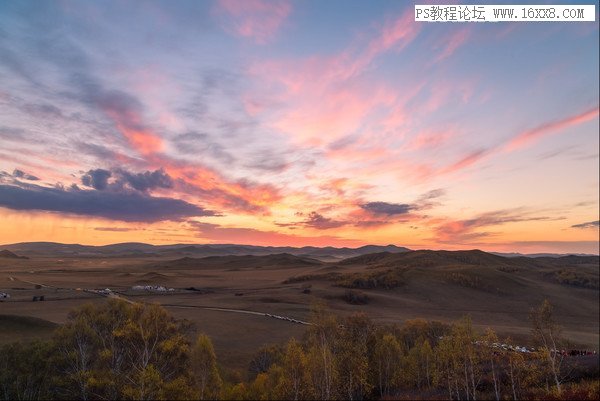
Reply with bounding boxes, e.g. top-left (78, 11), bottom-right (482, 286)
top-left (1, 248), bottom-right (598, 373)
